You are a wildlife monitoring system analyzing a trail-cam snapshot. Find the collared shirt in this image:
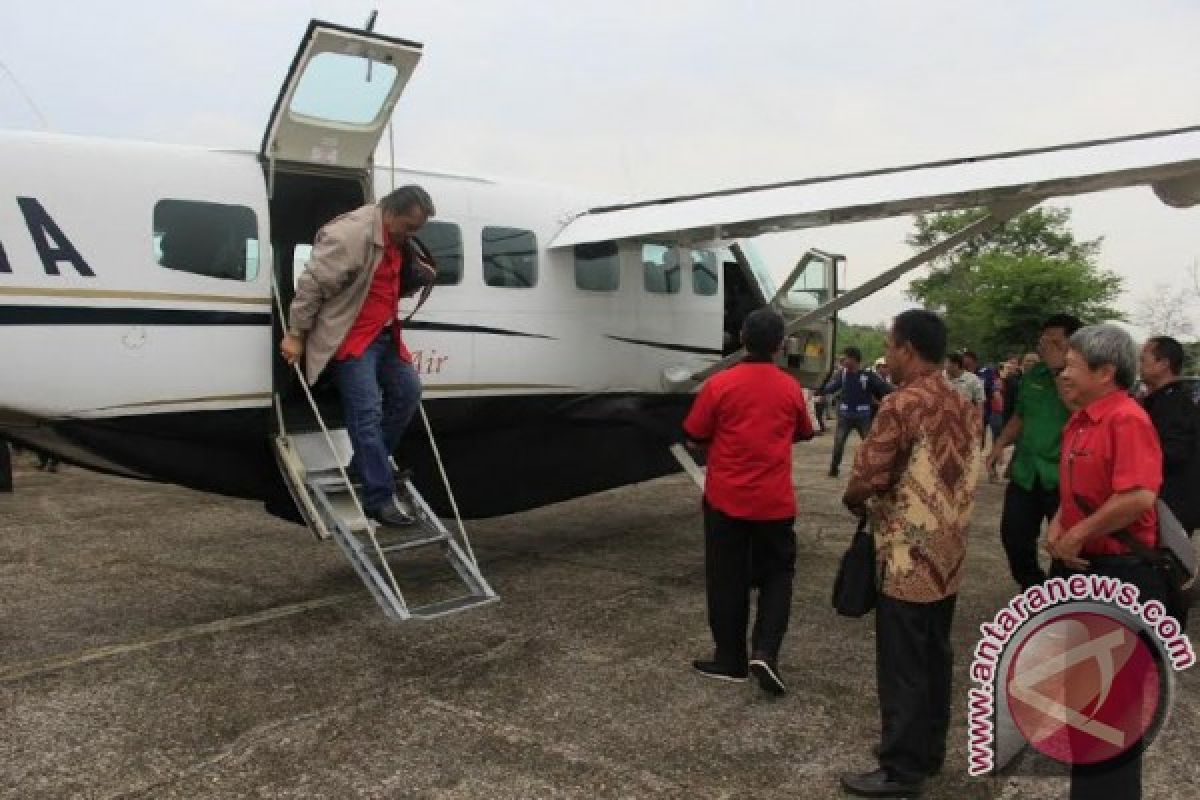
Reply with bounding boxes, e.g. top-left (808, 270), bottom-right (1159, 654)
top-left (1010, 362), bottom-right (1071, 491)
top-left (335, 226), bottom-right (410, 361)
top-left (946, 370), bottom-right (985, 405)
top-left (850, 370), bottom-right (982, 603)
top-left (683, 361), bottom-right (813, 521)
top-left (1060, 389), bottom-right (1161, 556)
